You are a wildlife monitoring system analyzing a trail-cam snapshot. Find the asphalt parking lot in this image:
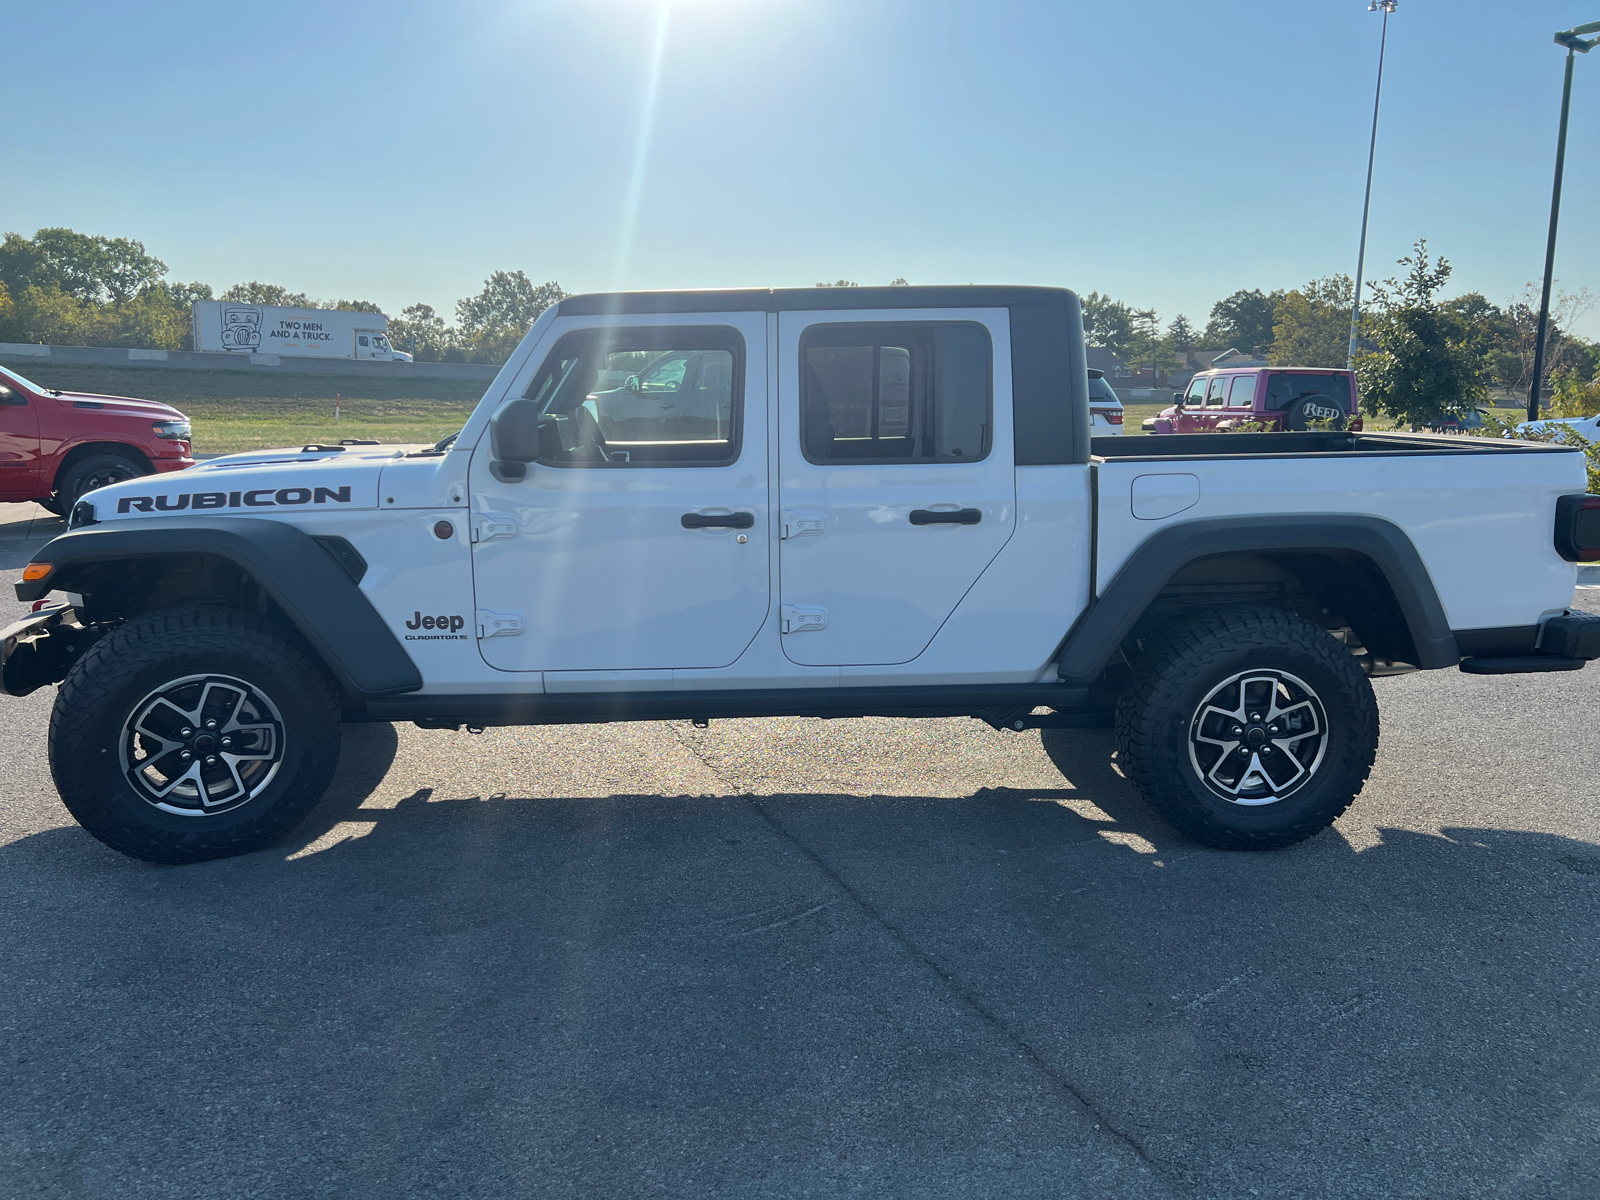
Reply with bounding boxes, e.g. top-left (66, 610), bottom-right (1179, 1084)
top-left (3, 501), bottom-right (1600, 1199)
